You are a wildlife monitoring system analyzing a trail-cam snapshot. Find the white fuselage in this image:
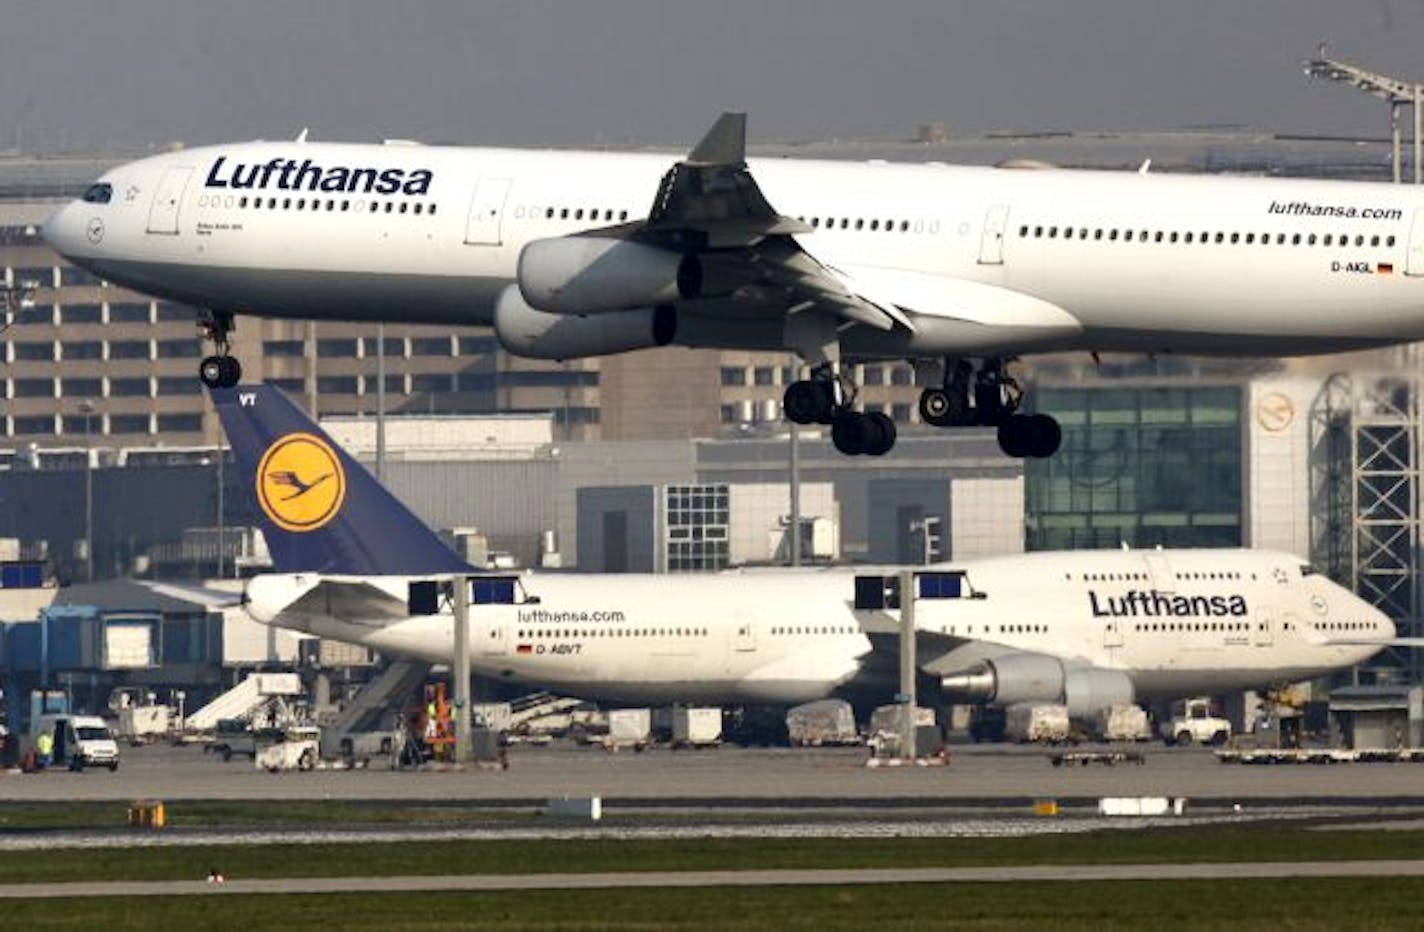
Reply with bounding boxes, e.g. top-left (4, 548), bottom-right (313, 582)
top-left (43, 140), bottom-right (1424, 360)
top-left (242, 548), bottom-right (1390, 707)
